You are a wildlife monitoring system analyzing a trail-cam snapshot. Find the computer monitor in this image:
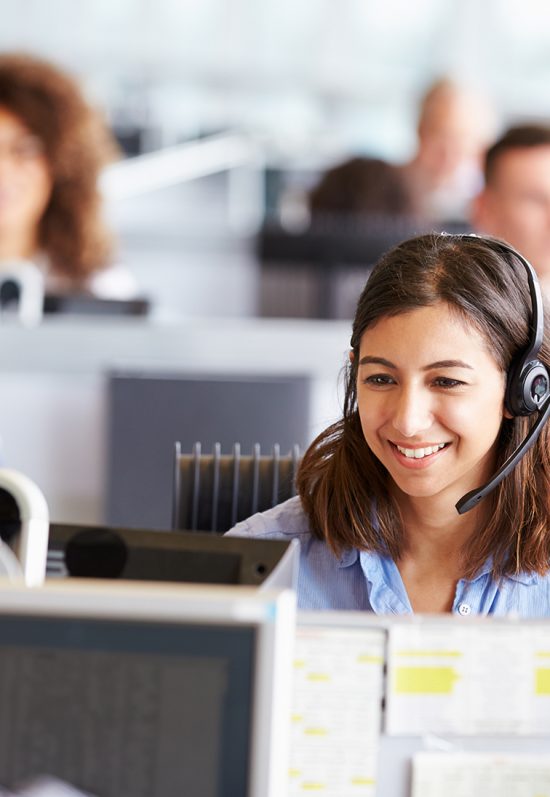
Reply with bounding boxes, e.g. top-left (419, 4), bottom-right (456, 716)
top-left (0, 580), bottom-right (296, 797)
top-left (47, 522), bottom-right (299, 590)
top-left (257, 217), bottom-right (471, 319)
